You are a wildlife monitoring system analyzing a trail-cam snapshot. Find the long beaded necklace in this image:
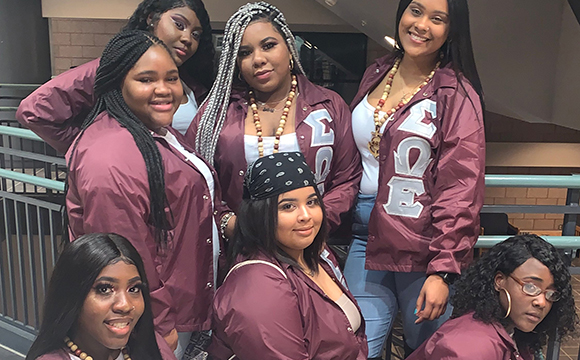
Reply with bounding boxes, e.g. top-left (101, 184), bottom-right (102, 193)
top-left (64, 336), bottom-right (131, 360)
top-left (367, 58), bottom-right (440, 158)
top-left (249, 75), bottom-right (298, 157)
